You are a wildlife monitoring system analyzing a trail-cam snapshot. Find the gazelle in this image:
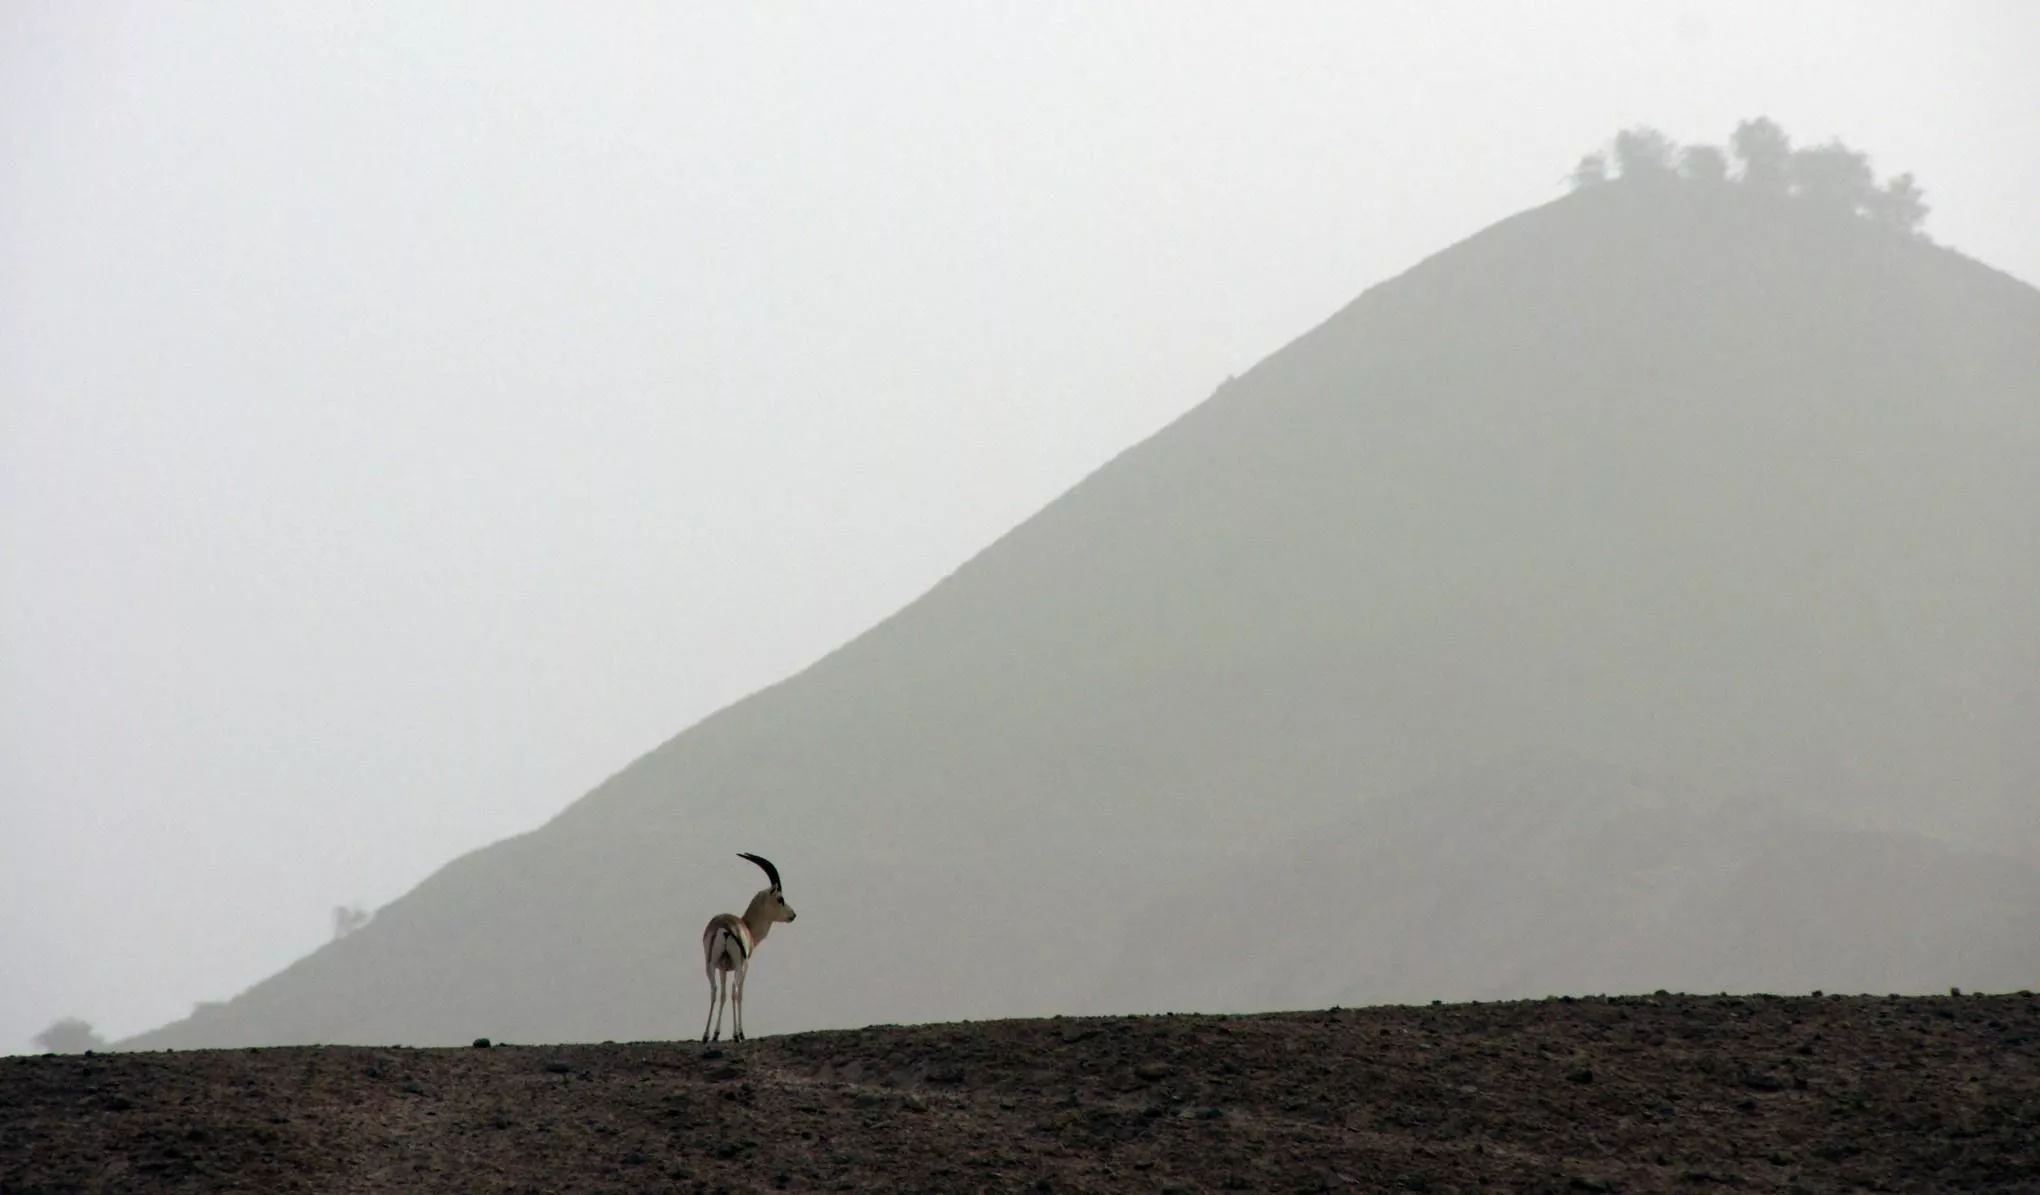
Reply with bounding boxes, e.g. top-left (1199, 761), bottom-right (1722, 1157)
top-left (701, 852), bottom-right (796, 1043)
